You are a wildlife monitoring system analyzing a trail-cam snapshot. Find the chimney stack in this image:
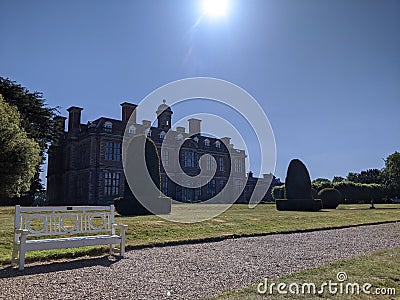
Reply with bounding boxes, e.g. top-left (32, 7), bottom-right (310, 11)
top-left (176, 126), bottom-right (186, 134)
top-left (188, 118), bottom-right (201, 135)
top-left (220, 137), bottom-right (231, 148)
top-left (67, 106), bottom-right (83, 135)
top-left (142, 120), bottom-right (151, 127)
top-left (121, 102), bottom-right (137, 123)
